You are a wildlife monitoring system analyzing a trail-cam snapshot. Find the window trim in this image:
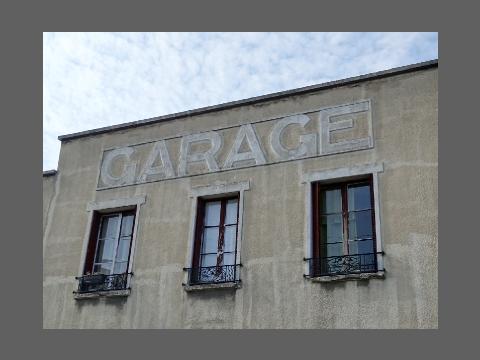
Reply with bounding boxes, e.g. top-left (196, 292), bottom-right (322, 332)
top-left (184, 181), bottom-right (249, 290)
top-left (302, 163), bottom-right (384, 279)
top-left (193, 195), bottom-right (240, 270)
top-left (77, 195), bottom-right (146, 296)
top-left (89, 210), bottom-right (136, 276)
